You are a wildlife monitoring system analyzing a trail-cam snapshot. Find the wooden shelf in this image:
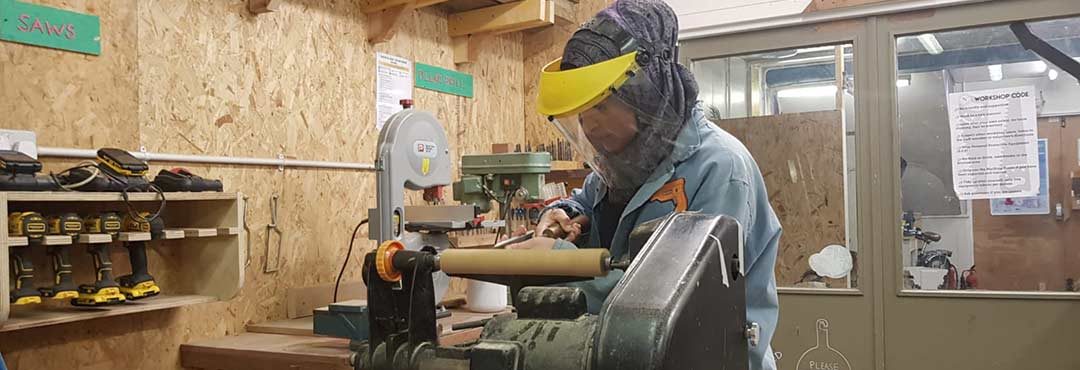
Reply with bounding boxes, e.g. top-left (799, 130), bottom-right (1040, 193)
top-left (6, 235), bottom-right (76, 247)
top-left (78, 233), bottom-right (113, 244)
top-left (182, 228), bottom-right (218, 238)
top-left (159, 229), bottom-right (186, 240)
top-left (218, 227), bottom-right (241, 236)
top-left (0, 294), bottom-right (217, 332)
top-left (4, 191), bottom-right (237, 202)
top-left (43, 235), bottom-right (73, 245)
top-left (550, 160), bottom-right (584, 171)
top-left (0, 192), bottom-right (245, 329)
top-left (117, 232), bottom-right (152, 242)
